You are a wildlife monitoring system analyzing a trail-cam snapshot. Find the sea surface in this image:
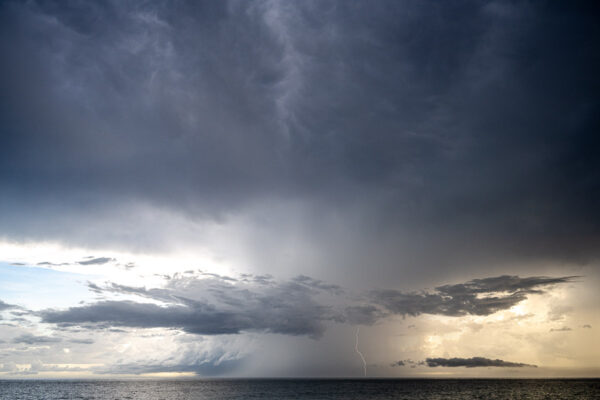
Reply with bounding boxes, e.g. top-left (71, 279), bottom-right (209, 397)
top-left (0, 379), bottom-right (599, 399)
